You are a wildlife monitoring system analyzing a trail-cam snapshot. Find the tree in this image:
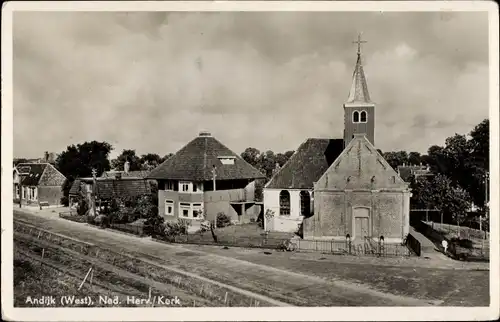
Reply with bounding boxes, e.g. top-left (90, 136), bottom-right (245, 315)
top-left (13, 158), bottom-right (29, 166)
top-left (259, 150), bottom-right (277, 179)
top-left (469, 119), bottom-right (489, 170)
top-left (163, 153), bottom-right (174, 162)
top-left (241, 147), bottom-right (261, 168)
top-left (55, 141), bottom-right (113, 203)
top-left (140, 153), bottom-right (163, 170)
top-left (110, 149), bottom-right (142, 171)
top-left (56, 141), bottom-right (113, 178)
top-left (382, 151), bottom-right (408, 169)
top-left (408, 152), bottom-right (422, 165)
top-left (418, 174), bottom-right (472, 225)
